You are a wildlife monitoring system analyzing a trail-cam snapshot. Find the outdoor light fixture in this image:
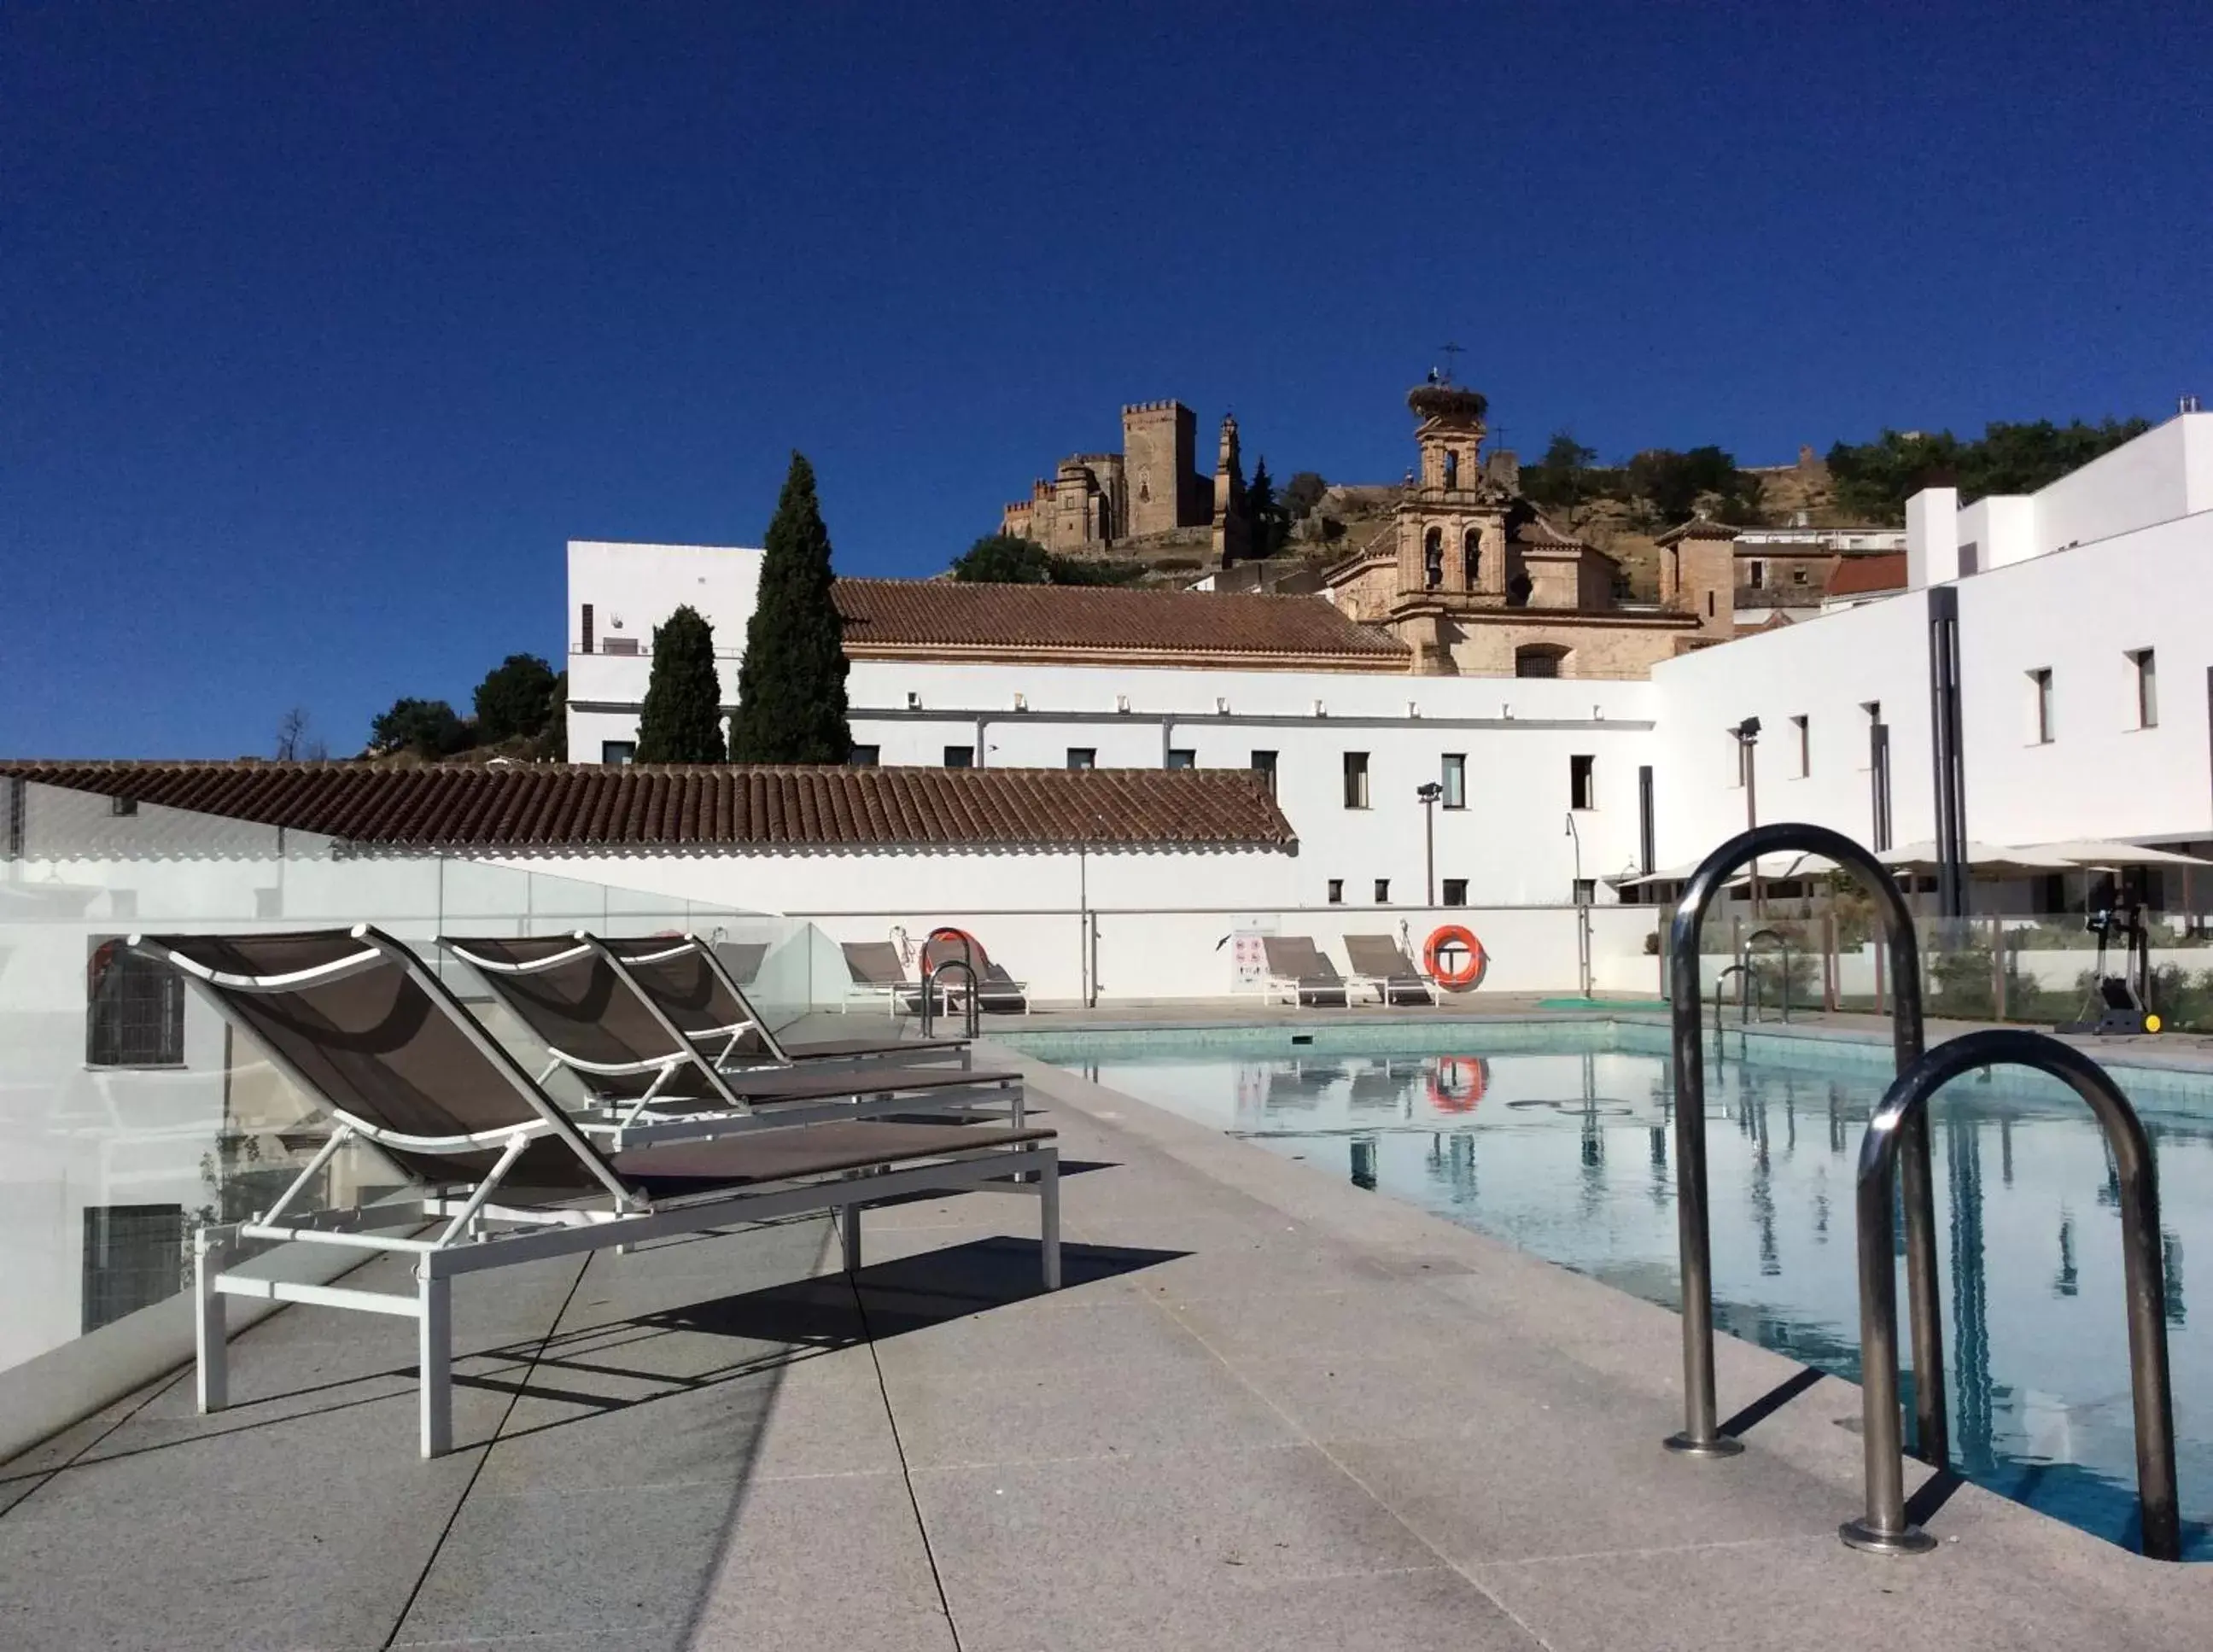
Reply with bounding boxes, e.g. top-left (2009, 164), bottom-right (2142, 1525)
top-left (1737, 716), bottom-right (1761, 741)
